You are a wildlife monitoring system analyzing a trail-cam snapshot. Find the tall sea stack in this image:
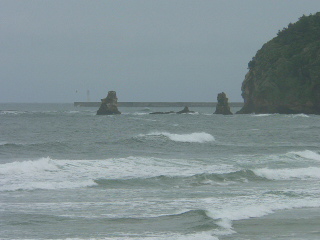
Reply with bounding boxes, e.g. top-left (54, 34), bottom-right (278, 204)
top-left (214, 92), bottom-right (233, 115)
top-left (97, 91), bottom-right (121, 115)
top-left (237, 13), bottom-right (320, 114)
